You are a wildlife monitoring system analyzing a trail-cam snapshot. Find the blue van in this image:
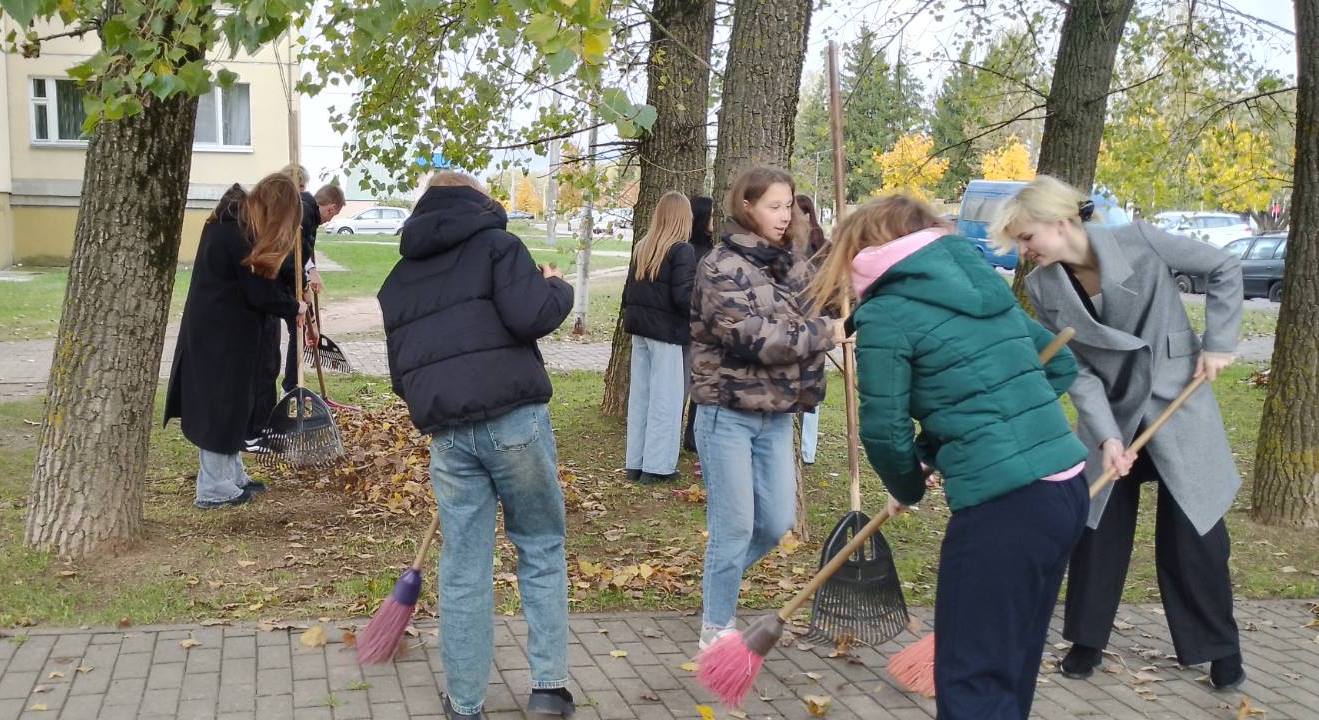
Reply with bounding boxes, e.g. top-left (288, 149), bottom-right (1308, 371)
top-left (955, 180), bottom-right (1130, 269)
